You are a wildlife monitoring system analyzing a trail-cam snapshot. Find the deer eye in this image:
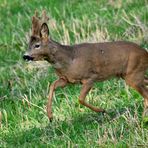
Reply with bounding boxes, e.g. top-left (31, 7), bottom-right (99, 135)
top-left (34, 43), bottom-right (40, 49)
